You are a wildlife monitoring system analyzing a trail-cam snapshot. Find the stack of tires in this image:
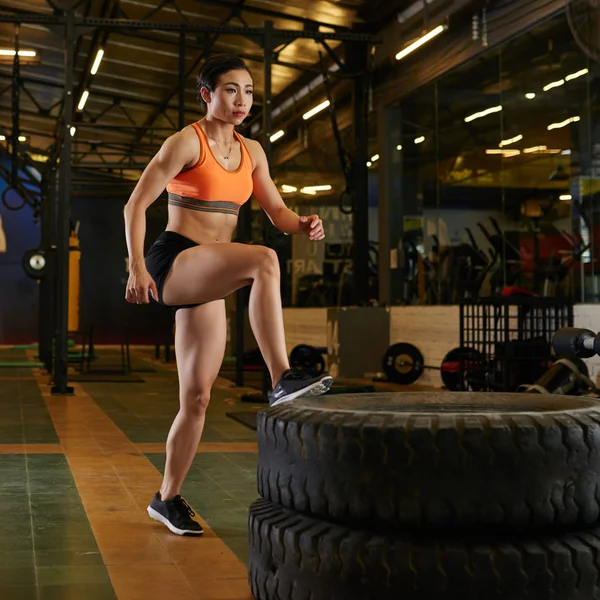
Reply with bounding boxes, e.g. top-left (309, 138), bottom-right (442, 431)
top-left (248, 391), bottom-right (600, 600)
